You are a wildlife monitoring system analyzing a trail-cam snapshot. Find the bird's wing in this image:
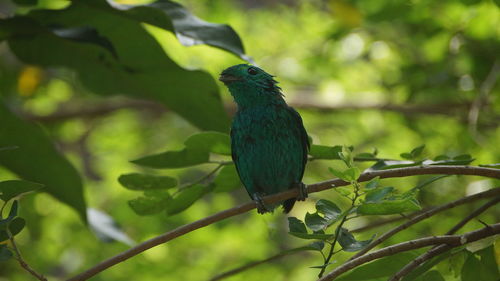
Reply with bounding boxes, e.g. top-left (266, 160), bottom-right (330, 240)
top-left (286, 106), bottom-right (310, 180)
